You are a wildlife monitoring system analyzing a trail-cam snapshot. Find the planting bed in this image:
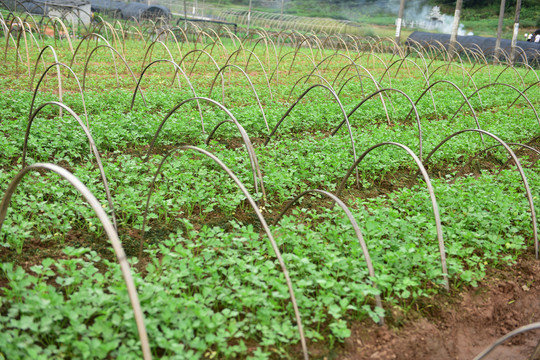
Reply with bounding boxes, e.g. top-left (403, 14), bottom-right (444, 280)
top-left (1, 11), bottom-right (540, 359)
